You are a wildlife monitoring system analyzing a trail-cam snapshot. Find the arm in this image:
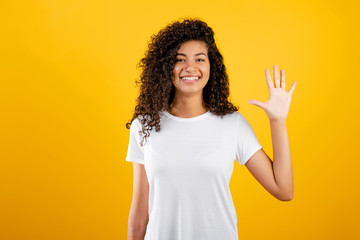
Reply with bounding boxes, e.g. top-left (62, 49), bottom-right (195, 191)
top-left (244, 120), bottom-right (293, 201)
top-left (246, 65), bottom-right (296, 201)
top-left (127, 163), bottom-right (149, 240)
top-left (270, 119), bottom-right (293, 200)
